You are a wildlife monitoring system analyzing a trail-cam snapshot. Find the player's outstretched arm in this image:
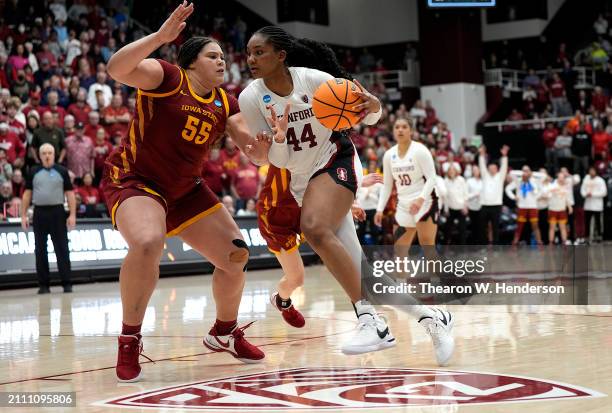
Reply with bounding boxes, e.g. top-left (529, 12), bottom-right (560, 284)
top-left (226, 113), bottom-right (270, 166)
top-left (107, 1), bottom-right (194, 90)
